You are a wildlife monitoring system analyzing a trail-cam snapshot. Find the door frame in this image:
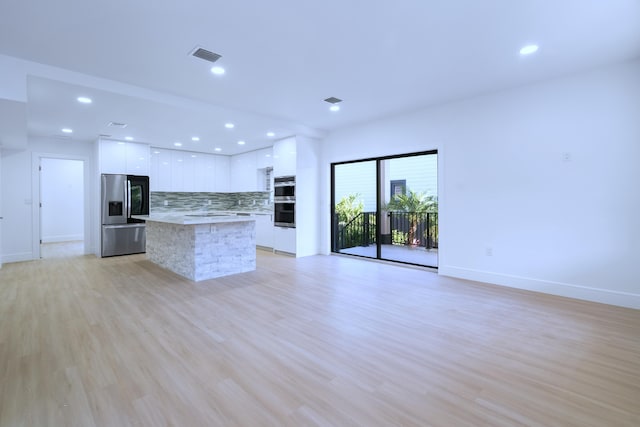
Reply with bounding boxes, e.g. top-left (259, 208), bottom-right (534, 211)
top-left (32, 153), bottom-right (92, 259)
top-left (331, 149), bottom-right (438, 268)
